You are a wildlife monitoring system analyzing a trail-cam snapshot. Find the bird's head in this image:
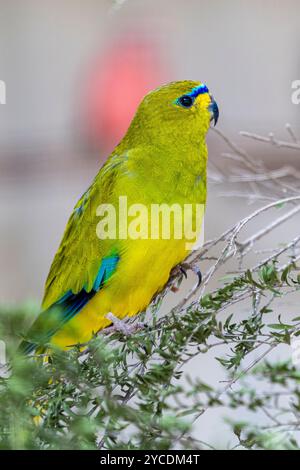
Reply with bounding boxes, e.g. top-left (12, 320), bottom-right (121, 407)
top-left (125, 80), bottom-right (219, 148)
